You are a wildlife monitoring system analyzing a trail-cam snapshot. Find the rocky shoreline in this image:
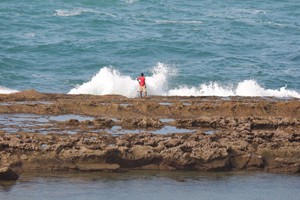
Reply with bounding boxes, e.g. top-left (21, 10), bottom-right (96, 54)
top-left (0, 90), bottom-right (299, 180)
